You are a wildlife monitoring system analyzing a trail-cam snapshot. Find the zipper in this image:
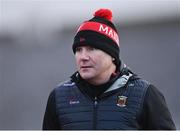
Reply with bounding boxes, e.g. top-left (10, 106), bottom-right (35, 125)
top-left (93, 96), bottom-right (98, 129)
